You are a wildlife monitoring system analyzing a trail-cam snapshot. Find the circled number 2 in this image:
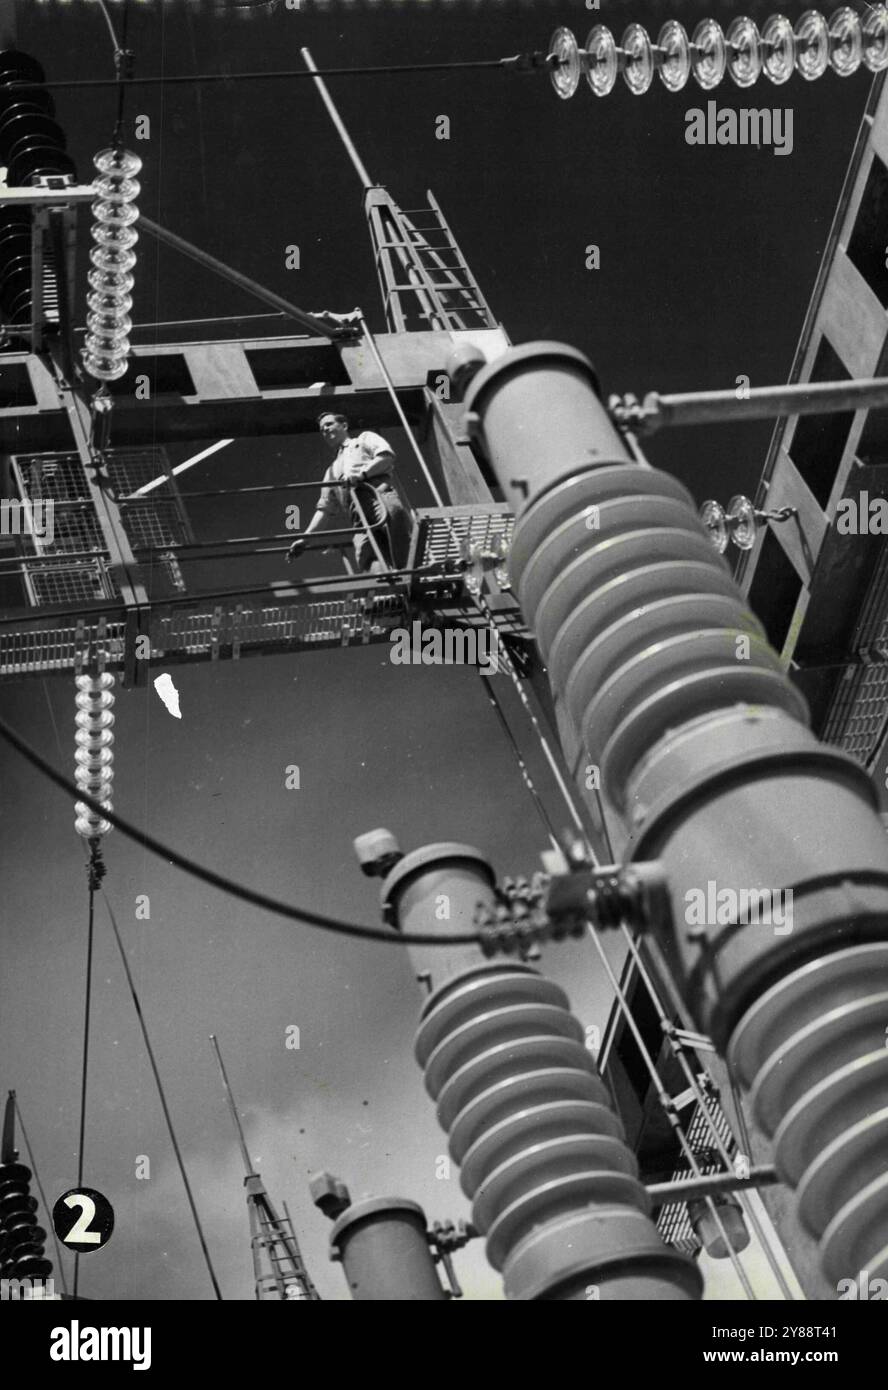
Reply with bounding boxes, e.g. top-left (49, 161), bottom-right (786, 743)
top-left (63, 1193), bottom-right (102, 1245)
